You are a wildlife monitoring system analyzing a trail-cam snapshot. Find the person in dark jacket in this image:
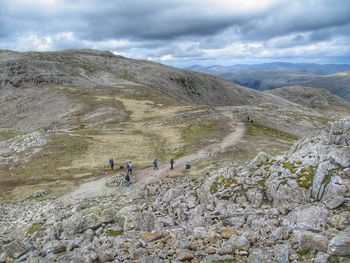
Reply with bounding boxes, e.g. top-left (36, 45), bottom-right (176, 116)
top-left (109, 159), bottom-right (114, 170)
top-left (125, 173), bottom-right (131, 187)
top-left (126, 161), bottom-right (133, 175)
top-left (153, 158), bottom-right (158, 170)
top-left (170, 158), bottom-right (175, 170)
